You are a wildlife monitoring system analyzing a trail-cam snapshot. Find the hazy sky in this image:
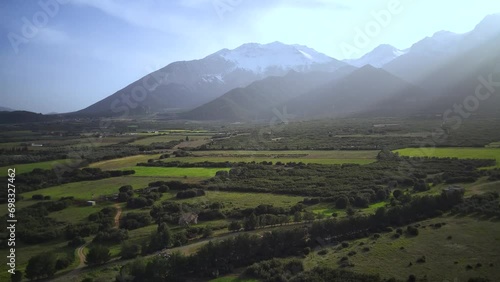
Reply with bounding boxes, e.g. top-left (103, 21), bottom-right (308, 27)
top-left (1, 0), bottom-right (500, 113)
